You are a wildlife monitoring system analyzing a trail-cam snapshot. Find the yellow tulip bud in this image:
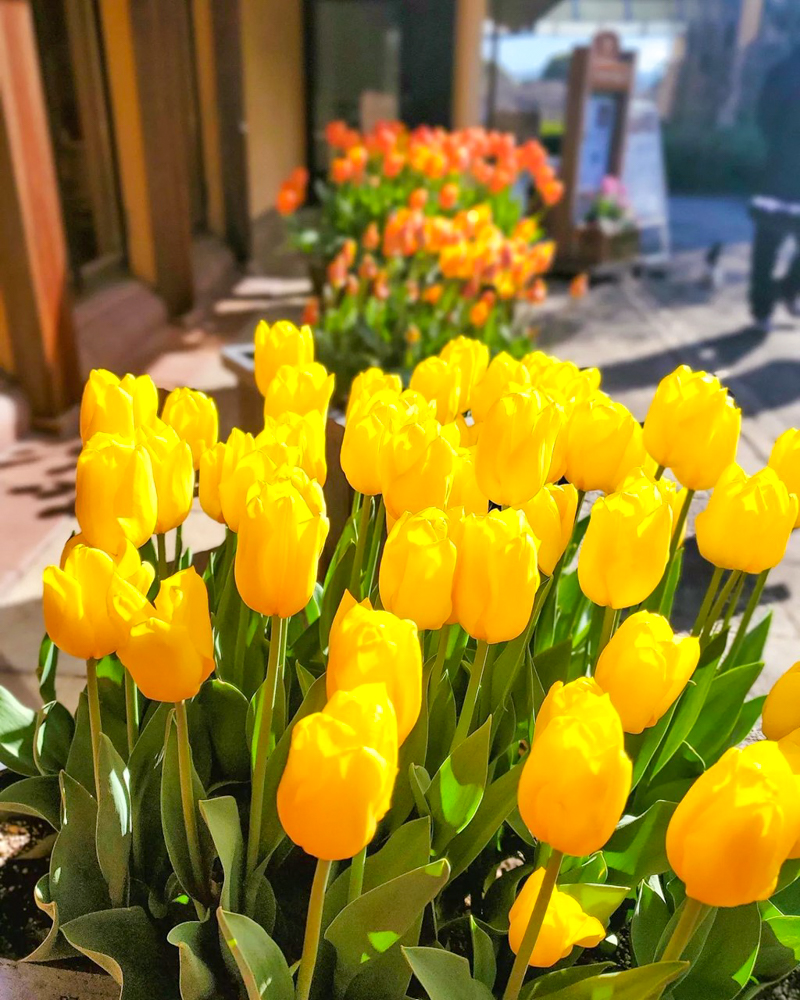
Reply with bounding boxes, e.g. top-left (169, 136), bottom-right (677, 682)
top-left (60, 533), bottom-right (155, 594)
top-left (695, 464), bottom-right (798, 574)
top-left (451, 508), bottom-right (540, 644)
top-left (439, 336), bottom-right (489, 412)
top-left (470, 351), bottom-right (531, 423)
top-left (235, 468), bottom-right (329, 618)
top-left (342, 391), bottom-right (402, 496)
top-left (518, 681), bottom-right (631, 856)
top-left (532, 677), bottom-right (605, 745)
top-left (219, 437), bottom-right (299, 533)
top-left (666, 742), bottom-right (800, 907)
top-left (277, 683), bottom-right (398, 860)
top-left (138, 422), bottom-right (195, 534)
top-left (262, 362), bottom-right (334, 421)
top-left (80, 369), bottom-right (158, 442)
top-left (198, 428), bottom-right (255, 524)
top-left (449, 447), bottom-right (490, 515)
top-left (534, 361), bottom-right (601, 409)
top-left (595, 611), bottom-right (700, 734)
top-left (43, 543), bottom-right (150, 660)
top-left (379, 507), bottom-right (457, 630)
top-left (261, 411), bottom-right (327, 486)
top-left (578, 471), bottom-right (672, 609)
top-left (476, 389), bottom-right (563, 507)
top-left (346, 367), bottom-right (403, 418)
top-left (75, 433), bottom-right (158, 550)
top-left (508, 869), bottom-right (605, 968)
top-left (561, 395), bottom-right (646, 494)
top-left (776, 730), bottom-right (800, 859)
top-left (517, 483), bottom-right (578, 576)
top-left (116, 567), bottom-right (215, 702)
top-left (161, 387), bottom-right (219, 468)
top-left (762, 662), bottom-right (800, 741)
top-left (379, 414), bottom-right (456, 521)
top-left (643, 365), bottom-right (741, 490)
top-left (327, 592), bottom-right (422, 744)
top-left (409, 356), bottom-right (462, 424)
top-left (254, 319), bottom-right (315, 396)
top-left (522, 350), bottom-right (557, 381)
top-left (769, 429), bottom-right (800, 527)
